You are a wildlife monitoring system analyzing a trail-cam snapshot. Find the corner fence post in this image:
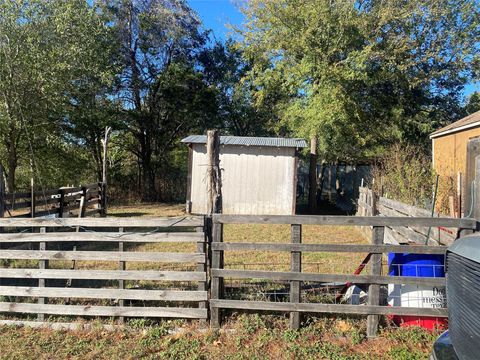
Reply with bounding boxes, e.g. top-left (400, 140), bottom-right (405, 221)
top-left (210, 218), bottom-right (224, 328)
top-left (290, 224), bottom-right (302, 329)
top-left (367, 225), bottom-right (385, 337)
